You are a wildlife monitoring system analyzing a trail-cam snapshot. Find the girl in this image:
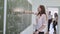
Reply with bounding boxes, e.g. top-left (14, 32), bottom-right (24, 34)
top-left (33, 5), bottom-right (47, 34)
top-left (53, 13), bottom-right (58, 34)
